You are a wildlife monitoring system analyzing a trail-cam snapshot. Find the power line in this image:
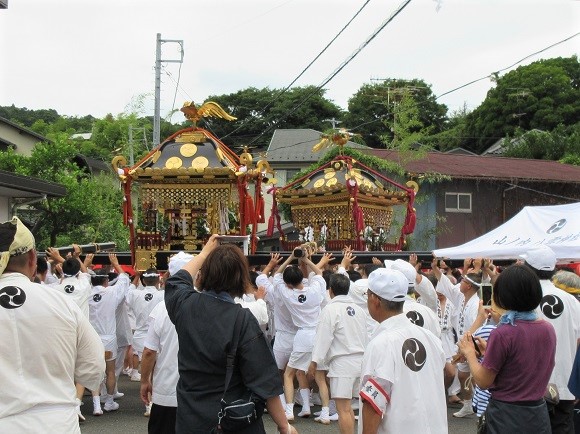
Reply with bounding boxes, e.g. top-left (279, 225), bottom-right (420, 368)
top-left (247, 0), bottom-right (413, 146)
top-left (219, 0), bottom-right (373, 141)
top-left (436, 32), bottom-right (579, 100)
